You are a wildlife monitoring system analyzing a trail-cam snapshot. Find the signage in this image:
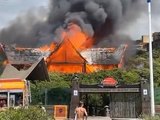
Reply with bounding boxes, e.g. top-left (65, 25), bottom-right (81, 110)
top-left (0, 79), bottom-right (25, 90)
top-left (73, 90), bottom-right (78, 96)
top-left (54, 105), bottom-right (68, 119)
top-left (143, 89), bottom-right (148, 95)
top-left (102, 77), bottom-right (118, 86)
